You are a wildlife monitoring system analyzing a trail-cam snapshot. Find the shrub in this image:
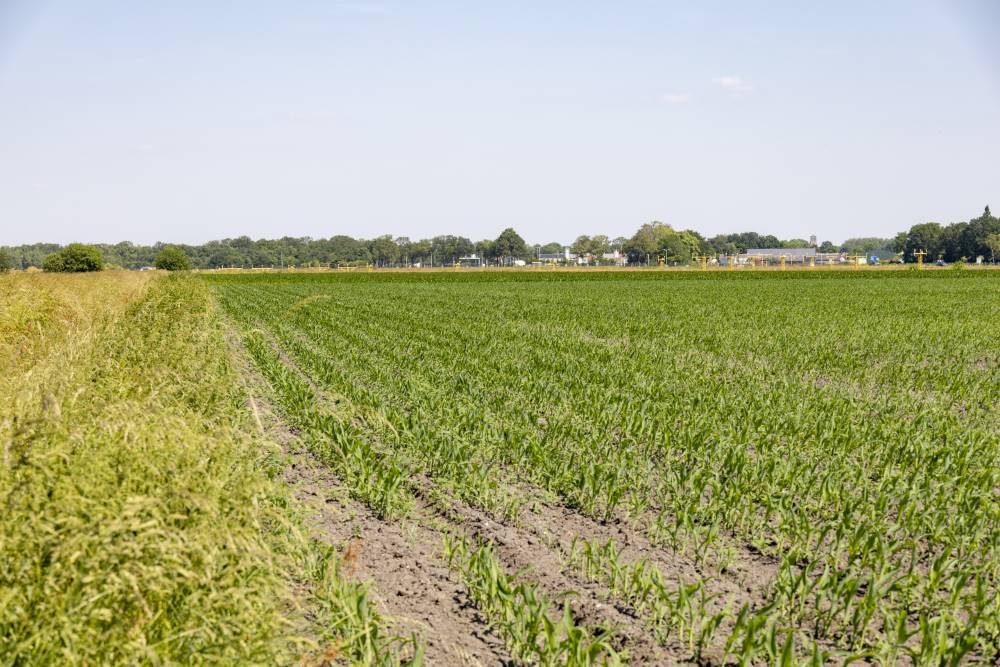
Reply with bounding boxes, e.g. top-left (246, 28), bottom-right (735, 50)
top-left (0, 248), bottom-right (13, 273)
top-left (154, 245), bottom-right (192, 271)
top-left (41, 253), bottom-right (65, 272)
top-left (42, 244), bottom-right (103, 272)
